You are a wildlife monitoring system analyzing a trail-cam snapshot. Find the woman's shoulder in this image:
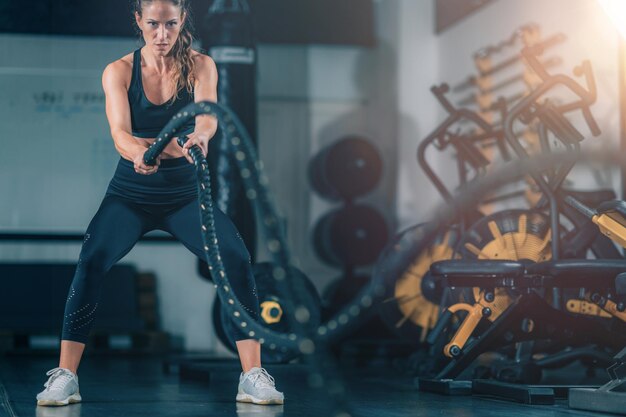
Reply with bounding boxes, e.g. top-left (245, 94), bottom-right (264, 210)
top-left (102, 52), bottom-right (135, 87)
top-left (191, 50), bottom-right (214, 66)
top-left (107, 52), bottom-right (134, 74)
top-left (190, 50), bottom-right (217, 76)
